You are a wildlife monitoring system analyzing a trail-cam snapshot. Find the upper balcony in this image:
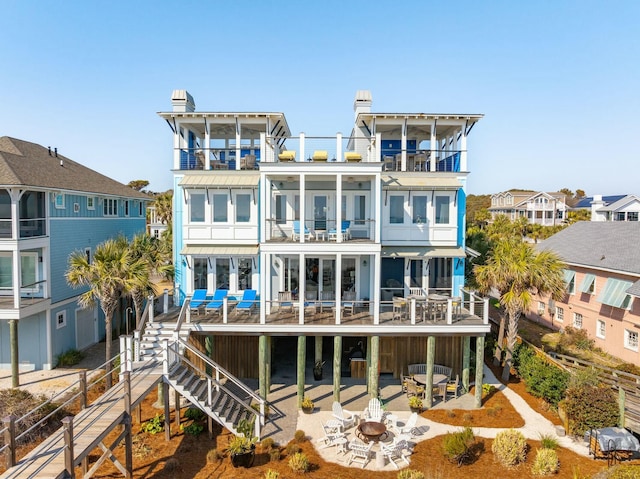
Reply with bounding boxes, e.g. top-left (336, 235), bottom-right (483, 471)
top-left (0, 190), bottom-right (47, 240)
top-left (174, 134), bottom-right (466, 174)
